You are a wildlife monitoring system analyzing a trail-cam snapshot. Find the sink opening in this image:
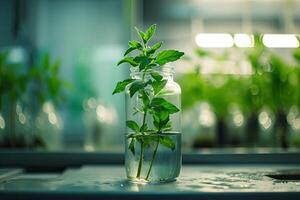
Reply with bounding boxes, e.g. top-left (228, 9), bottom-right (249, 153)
top-left (266, 170), bottom-right (300, 180)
